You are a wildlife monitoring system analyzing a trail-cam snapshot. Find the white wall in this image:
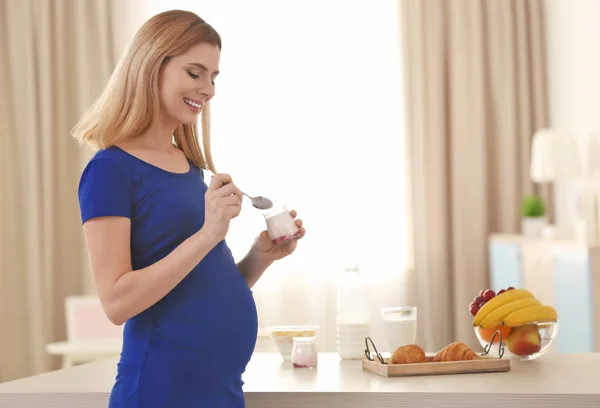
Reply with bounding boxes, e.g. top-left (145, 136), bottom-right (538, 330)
top-left (544, 0), bottom-right (600, 236)
top-left (545, 0), bottom-right (600, 135)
